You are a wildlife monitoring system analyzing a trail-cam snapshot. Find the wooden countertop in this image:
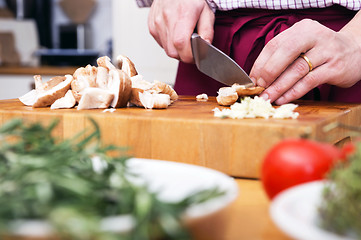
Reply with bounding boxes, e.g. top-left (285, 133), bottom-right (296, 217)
top-left (0, 66), bottom-right (77, 75)
top-left (190, 178), bottom-right (291, 240)
top-left (226, 179), bottom-right (290, 240)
